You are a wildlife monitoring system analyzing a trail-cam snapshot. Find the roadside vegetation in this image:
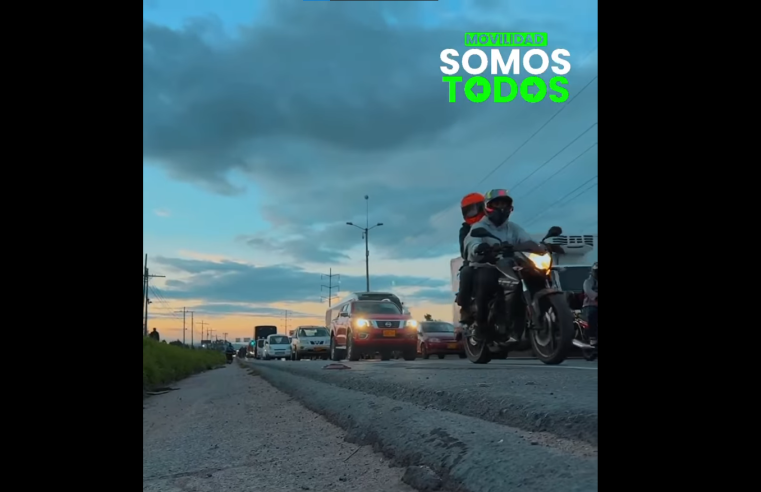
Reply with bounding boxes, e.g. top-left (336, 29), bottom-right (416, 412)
top-left (143, 337), bottom-right (225, 393)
